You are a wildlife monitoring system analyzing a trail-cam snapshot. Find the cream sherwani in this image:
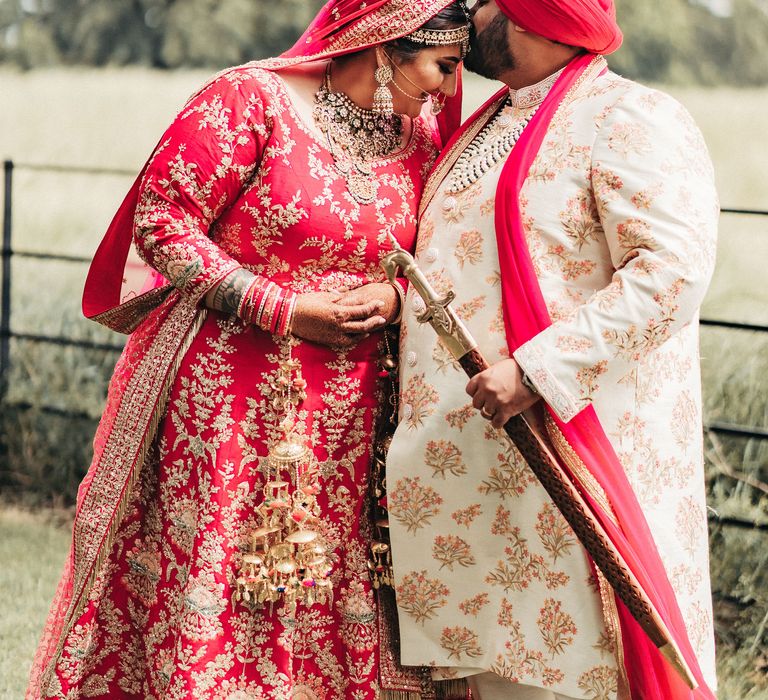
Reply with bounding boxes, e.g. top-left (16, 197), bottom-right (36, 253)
top-left (386, 59), bottom-right (718, 700)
